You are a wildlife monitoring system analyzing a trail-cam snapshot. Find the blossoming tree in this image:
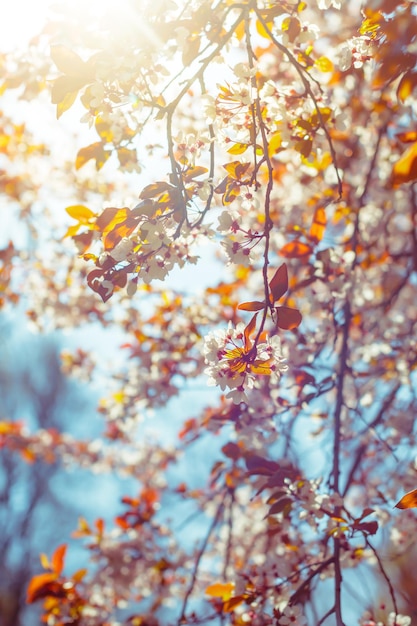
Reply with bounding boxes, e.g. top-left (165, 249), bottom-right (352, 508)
top-left (1, 0), bottom-right (417, 624)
